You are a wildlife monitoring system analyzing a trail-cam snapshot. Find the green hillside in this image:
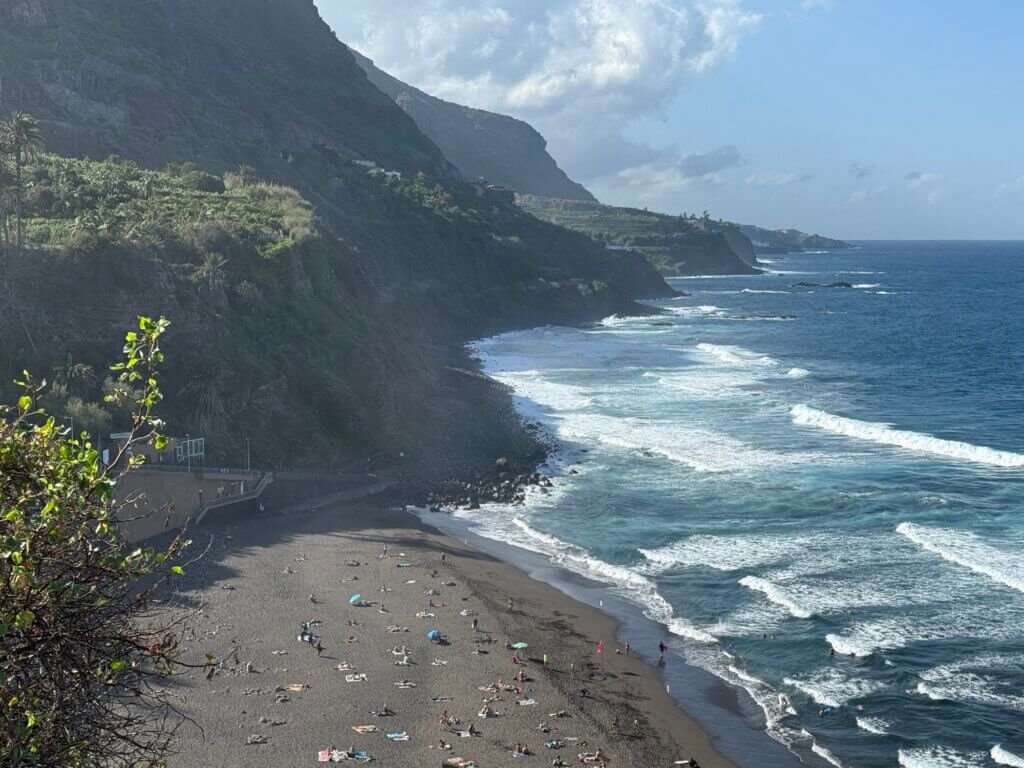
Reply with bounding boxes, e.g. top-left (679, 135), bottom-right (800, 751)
top-left (517, 195), bottom-right (760, 277)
